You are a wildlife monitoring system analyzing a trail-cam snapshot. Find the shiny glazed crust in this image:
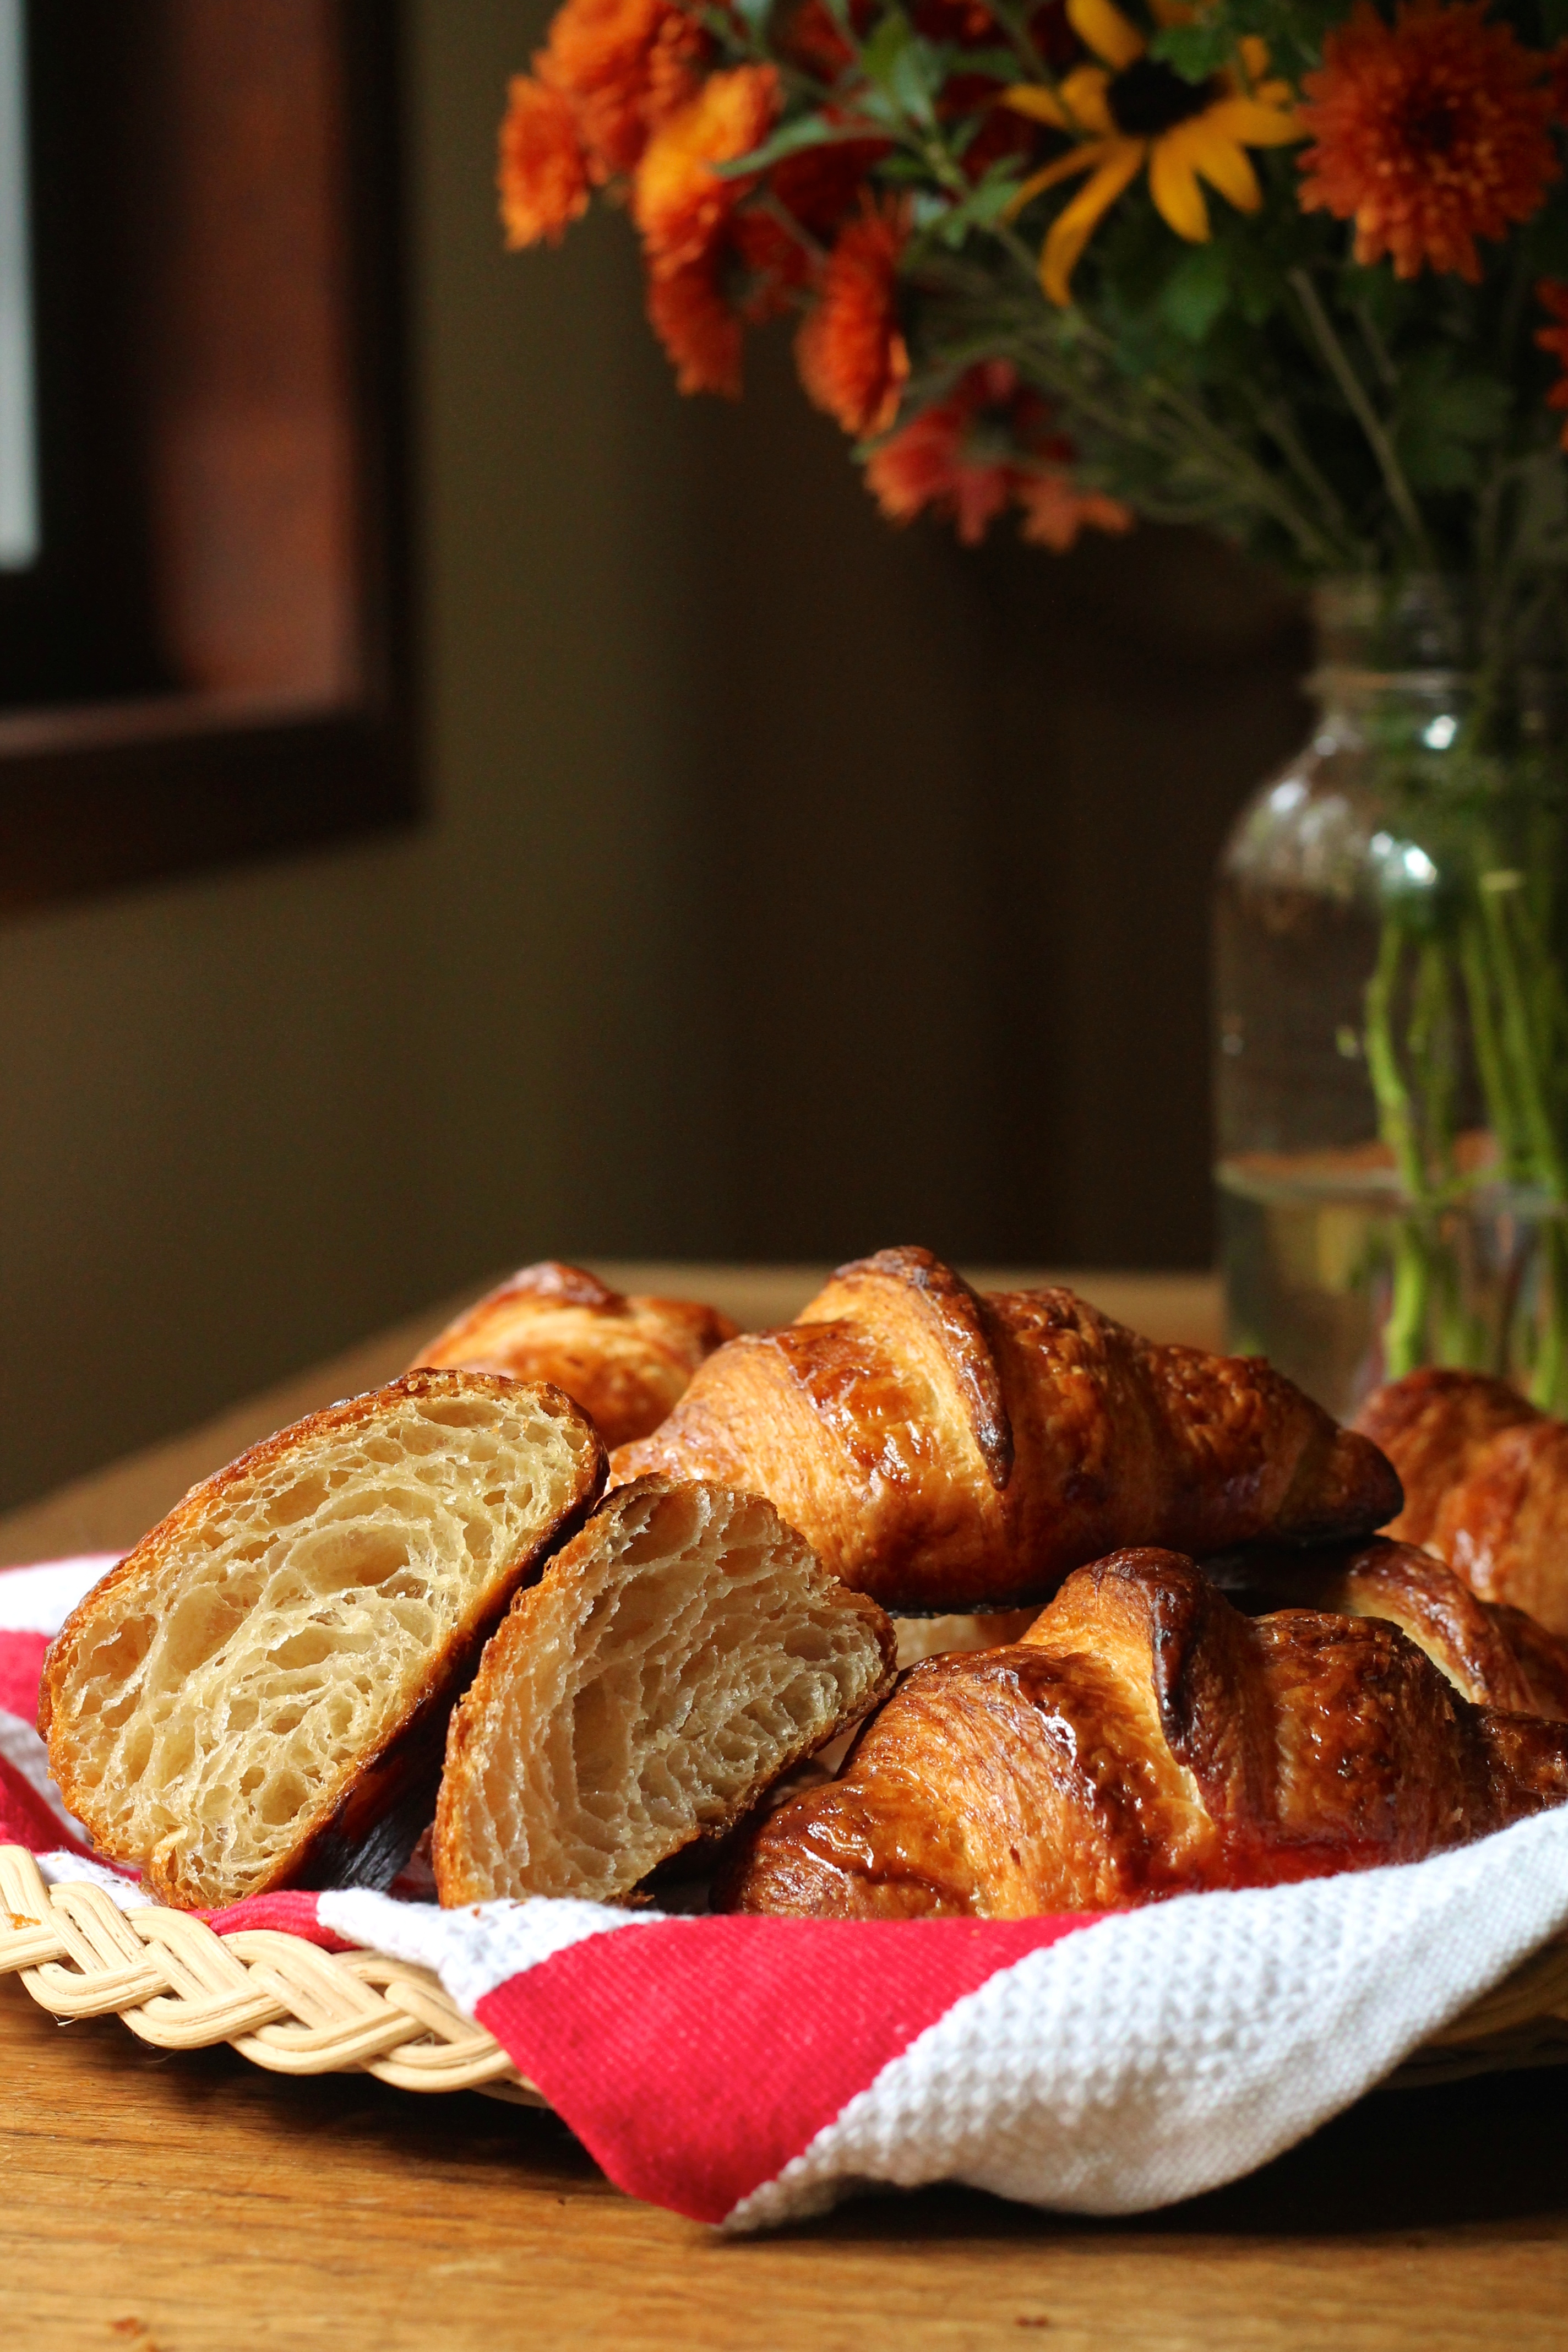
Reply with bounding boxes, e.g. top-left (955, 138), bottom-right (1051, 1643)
top-left (412, 1261), bottom-right (738, 1450)
top-left (432, 1476), bottom-right (897, 1905)
top-left (41, 1371), bottom-right (607, 1908)
top-left (721, 1547), bottom-right (1568, 1918)
top-left (1353, 1369), bottom-right (1568, 1634)
top-left (1204, 1535), bottom-right (1568, 1717)
top-left (614, 1246), bottom-right (1402, 1610)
